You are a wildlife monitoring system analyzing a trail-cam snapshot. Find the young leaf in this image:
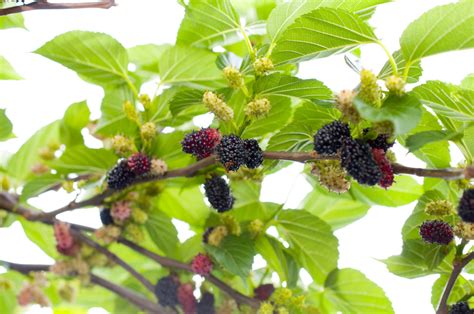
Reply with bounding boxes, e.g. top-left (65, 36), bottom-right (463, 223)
top-left (35, 31), bottom-right (131, 87)
top-left (400, 1), bottom-right (474, 64)
top-left (0, 109), bottom-right (14, 141)
top-left (0, 56), bottom-right (22, 80)
top-left (353, 94), bottom-right (422, 136)
top-left (323, 268), bottom-right (394, 314)
top-left (271, 8), bottom-right (379, 65)
top-left (206, 234), bottom-right (255, 279)
top-left (277, 210), bottom-right (338, 285)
